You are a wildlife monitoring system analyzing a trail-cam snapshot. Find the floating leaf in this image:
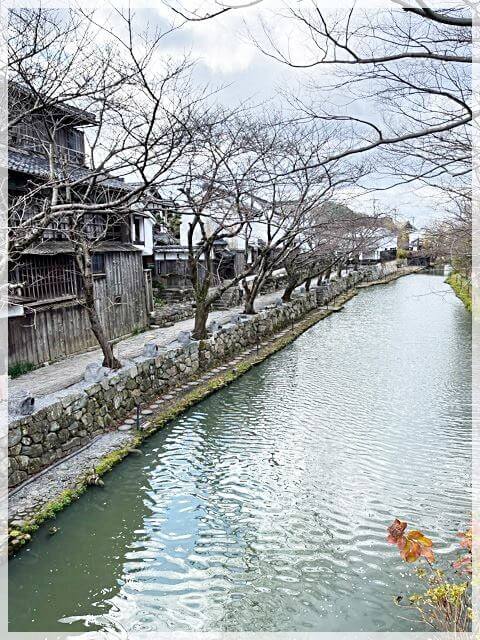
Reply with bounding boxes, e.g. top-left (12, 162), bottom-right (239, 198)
top-left (408, 531), bottom-right (433, 547)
